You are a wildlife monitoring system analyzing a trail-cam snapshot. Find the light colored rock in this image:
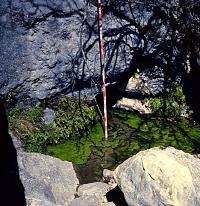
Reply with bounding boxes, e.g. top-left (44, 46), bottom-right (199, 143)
top-left (102, 203), bottom-right (116, 206)
top-left (26, 198), bottom-right (58, 206)
top-left (69, 196), bottom-right (102, 206)
top-left (43, 108), bottom-right (55, 125)
top-left (77, 182), bottom-right (112, 202)
top-left (103, 169), bottom-right (116, 186)
top-left (17, 152), bottom-right (79, 206)
top-left (69, 196), bottom-right (116, 206)
top-left (115, 97), bottom-right (152, 114)
top-left (114, 76), bottom-right (153, 114)
top-left (125, 76), bottom-right (144, 92)
top-left (114, 147), bottom-right (200, 206)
